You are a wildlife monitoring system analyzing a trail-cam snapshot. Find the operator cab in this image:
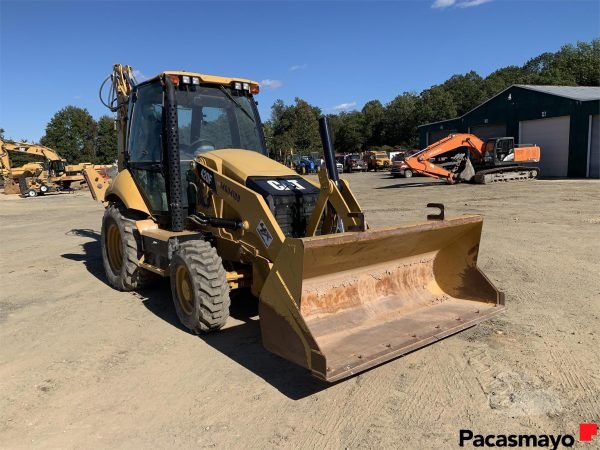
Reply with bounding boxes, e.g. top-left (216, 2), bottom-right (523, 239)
top-left (124, 74), bottom-right (266, 220)
top-left (47, 160), bottom-right (66, 177)
top-left (483, 137), bottom-right (515, 166)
